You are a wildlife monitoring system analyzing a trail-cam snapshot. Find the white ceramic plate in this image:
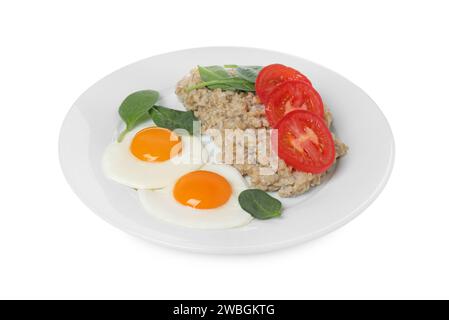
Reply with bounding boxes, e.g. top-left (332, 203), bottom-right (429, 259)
top-left (59, 47), bottom-right (394, 254)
